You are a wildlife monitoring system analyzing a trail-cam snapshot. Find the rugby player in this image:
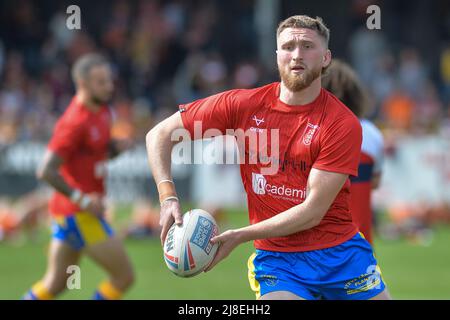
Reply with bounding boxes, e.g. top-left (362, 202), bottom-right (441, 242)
top-left (322, 59), bottom-right (384, 244)
top-left (23, 53), bottom-right (134, 300)
top-left (146, 15), bottom-right (390, 300)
